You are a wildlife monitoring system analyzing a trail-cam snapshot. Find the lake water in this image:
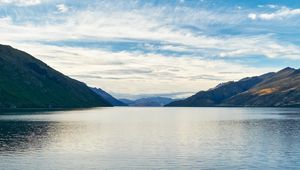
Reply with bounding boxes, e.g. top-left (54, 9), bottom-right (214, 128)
top-left (0, 107), bottom-right (300, 169)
